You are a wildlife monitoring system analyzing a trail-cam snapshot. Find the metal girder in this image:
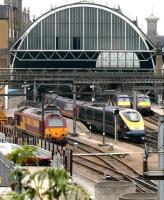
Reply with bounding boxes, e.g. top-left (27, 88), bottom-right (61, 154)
top-left (0, 68), bottom-right (164, 85)
top-left (10, 50), bottom-right (155, 62)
